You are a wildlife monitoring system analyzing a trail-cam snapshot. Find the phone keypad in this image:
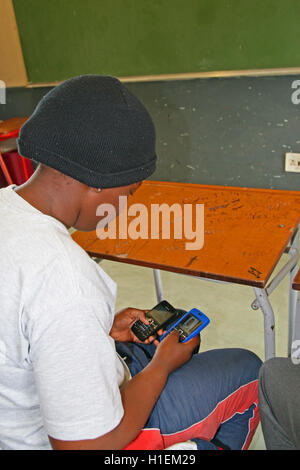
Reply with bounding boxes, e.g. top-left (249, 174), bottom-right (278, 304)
top-left (131, 320), bottom-right (156, 341)
top-left (174, 326), bottom-right (187, 342)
